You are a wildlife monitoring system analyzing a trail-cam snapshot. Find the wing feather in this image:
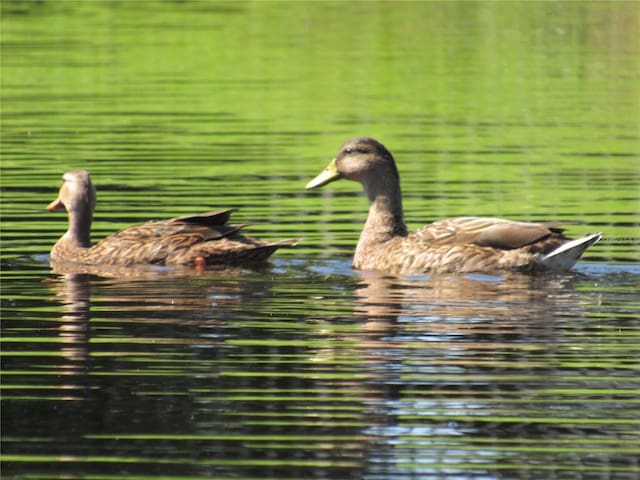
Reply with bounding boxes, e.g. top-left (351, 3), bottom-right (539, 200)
top-left (412, 217), bottom-right (564, 250)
